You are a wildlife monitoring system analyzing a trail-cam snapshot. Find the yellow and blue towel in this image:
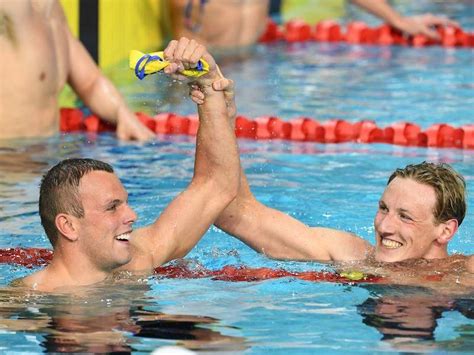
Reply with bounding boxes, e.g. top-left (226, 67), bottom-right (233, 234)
top-left (129, 50), bottom-right (210, 80)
